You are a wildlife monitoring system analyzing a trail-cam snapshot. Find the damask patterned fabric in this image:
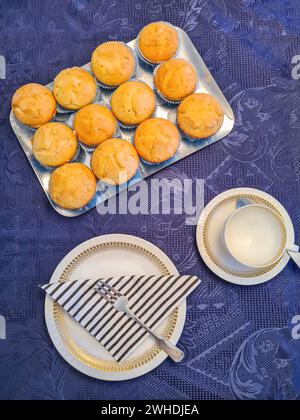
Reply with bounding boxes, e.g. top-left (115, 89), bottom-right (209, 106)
top-left (0, 0), bottom-right (300, 400)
